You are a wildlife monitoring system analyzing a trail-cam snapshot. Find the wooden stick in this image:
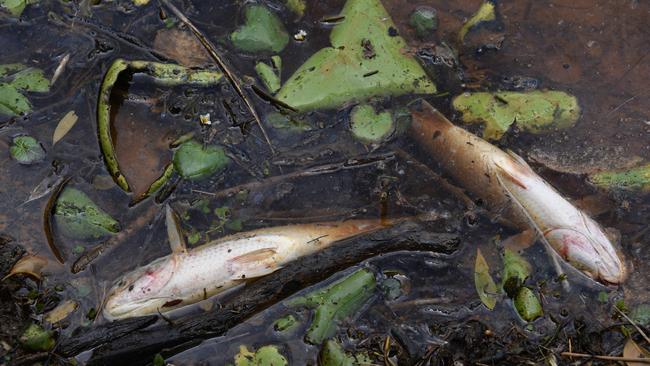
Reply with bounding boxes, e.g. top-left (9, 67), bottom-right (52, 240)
top-left (615, 306), bottom-right (650, 346)
top-left (160, 0), bottom-right (275, 154)
top-left (561, 351), bottom-right (650, 363)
